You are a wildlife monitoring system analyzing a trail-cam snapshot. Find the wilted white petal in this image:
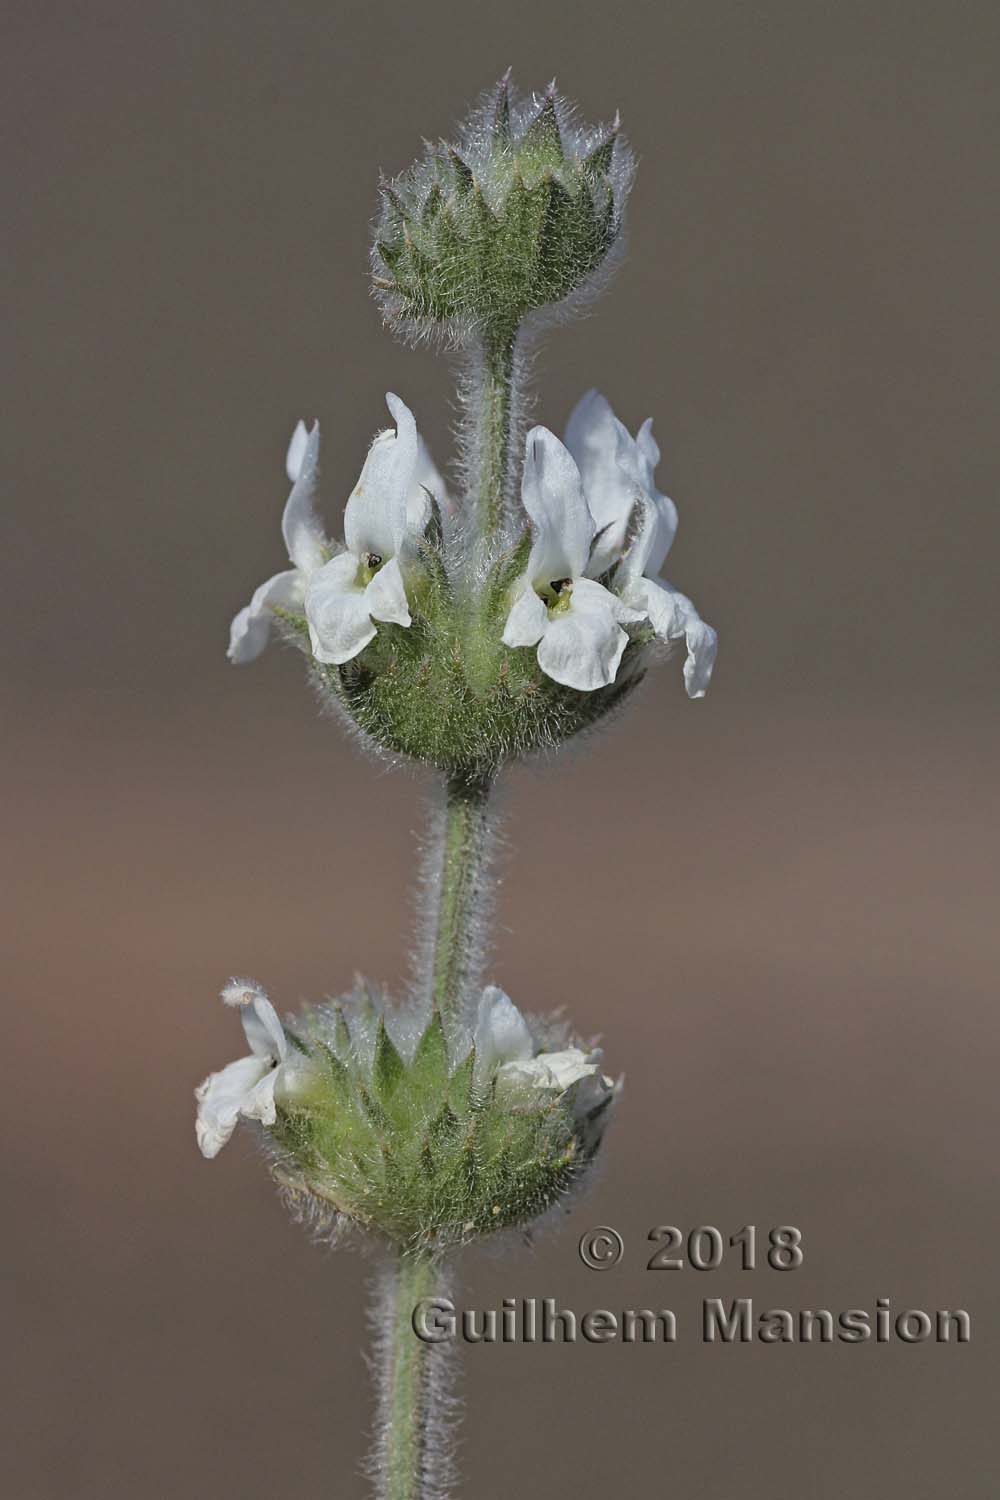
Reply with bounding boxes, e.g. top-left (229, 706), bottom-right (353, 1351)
top-left (305, 553), bottom-right (378, 665)
top-left (497, 1047), bottom-right (599, 1095)
top-left (280, 421), bottom-right (326, 574)
top-left (502, 582), bottom-right (548, 649)
top-left (572, 1070), bottom-right (616, 1118)
top-left (195, 1055), bottom-right (271, 1158)
top-left (474, 987), bottom-right (533, 1078)
top-left (620, 573), bottom-right (686, 640)
top-left (572, 1071), bottom-right (620, 1153)
top-left (227, 569), bottom-right (304, 664)
top-left (535, 577), bottom-right (640, 692)
top-left (364, 556), bottom-right (411, 627)
top-left (533, 1048), bottom-right (599, 1090)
